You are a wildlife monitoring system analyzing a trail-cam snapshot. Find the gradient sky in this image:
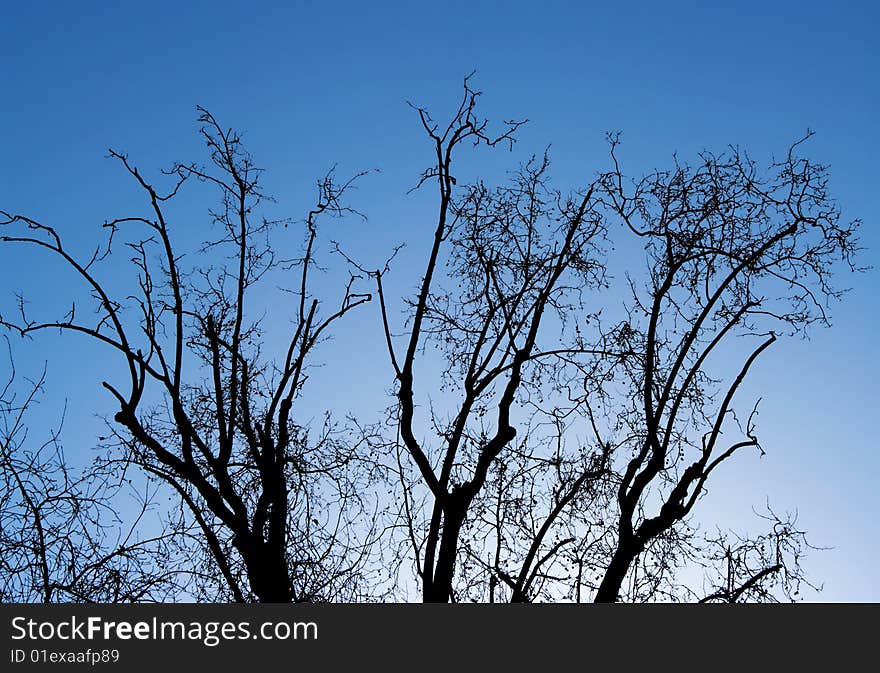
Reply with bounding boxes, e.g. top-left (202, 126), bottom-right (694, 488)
top-left (1, 1), bottom-right (877, 600)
